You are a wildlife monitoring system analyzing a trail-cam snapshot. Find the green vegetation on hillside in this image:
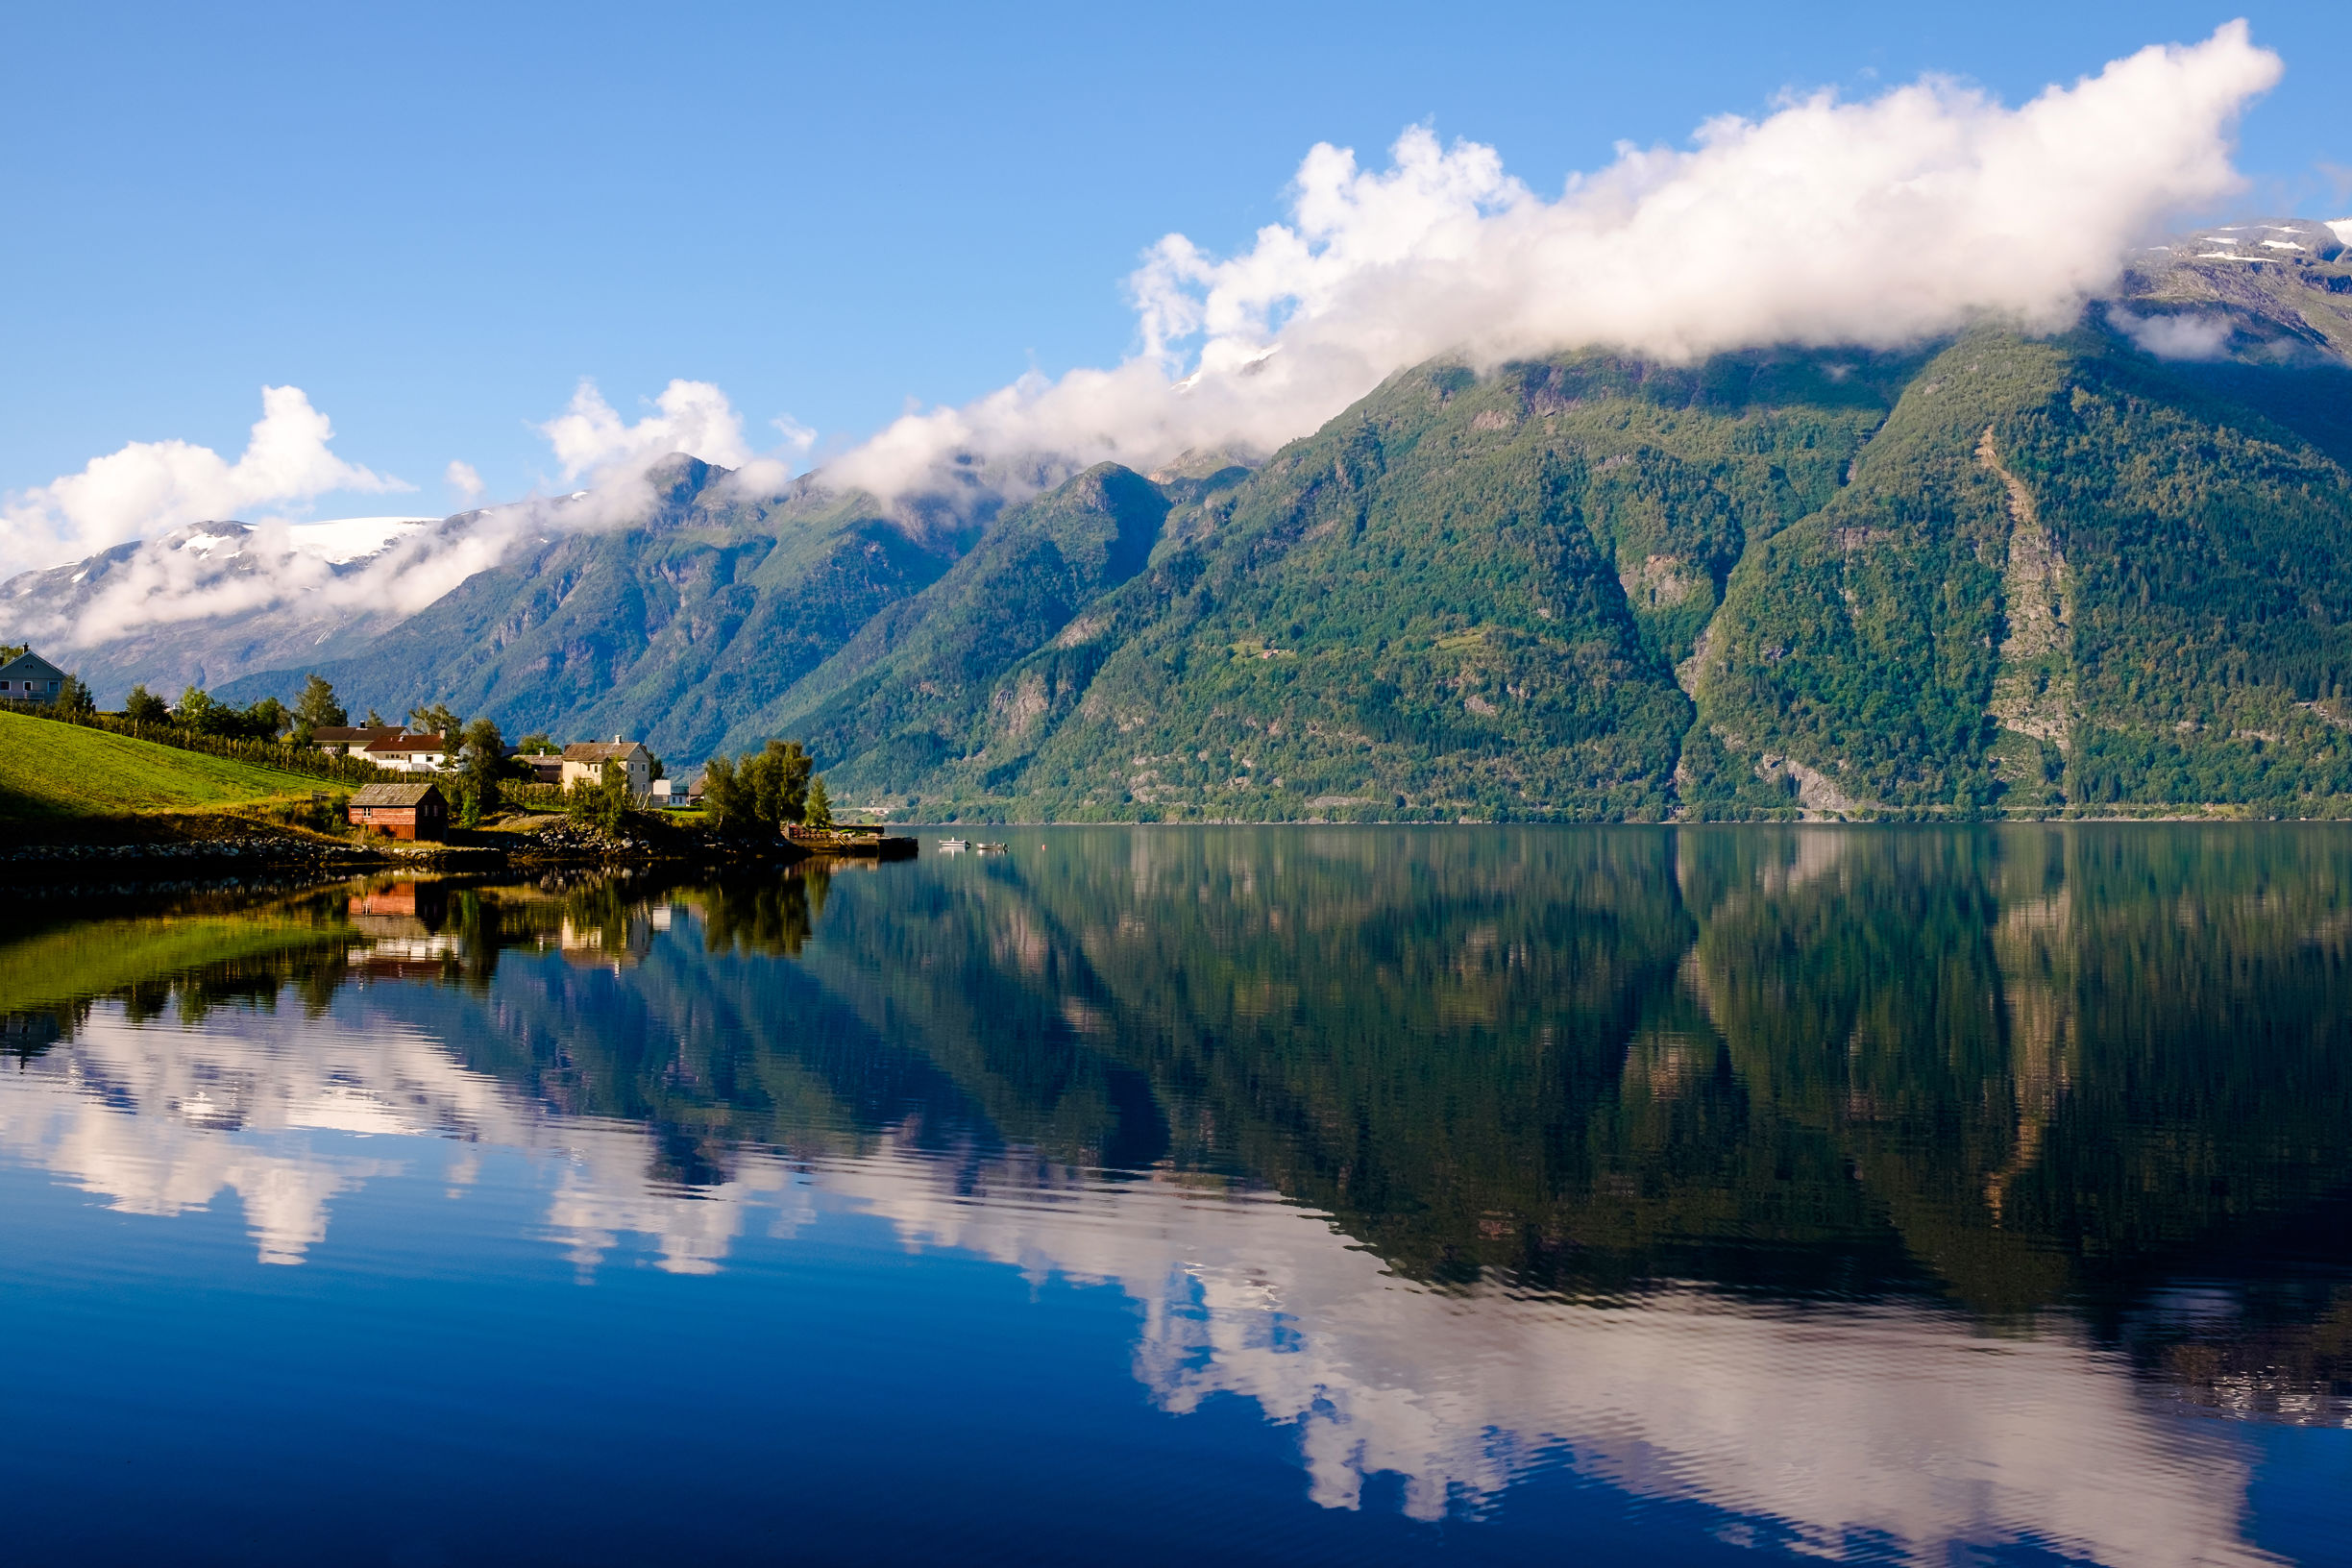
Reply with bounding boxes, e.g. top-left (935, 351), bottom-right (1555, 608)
top-left (220, 456), bottom-right (964, 766)
top-left (739, 462), bottom-right (1172, 790)
top-left (194, 250), bottom-right (2352, 821)
top-left (0, 710), bottom-right (332, 821)
top-left (885, 348), bottom-right (1914, 820)
top-left (1690, 327), bottom-right (2352, 816)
